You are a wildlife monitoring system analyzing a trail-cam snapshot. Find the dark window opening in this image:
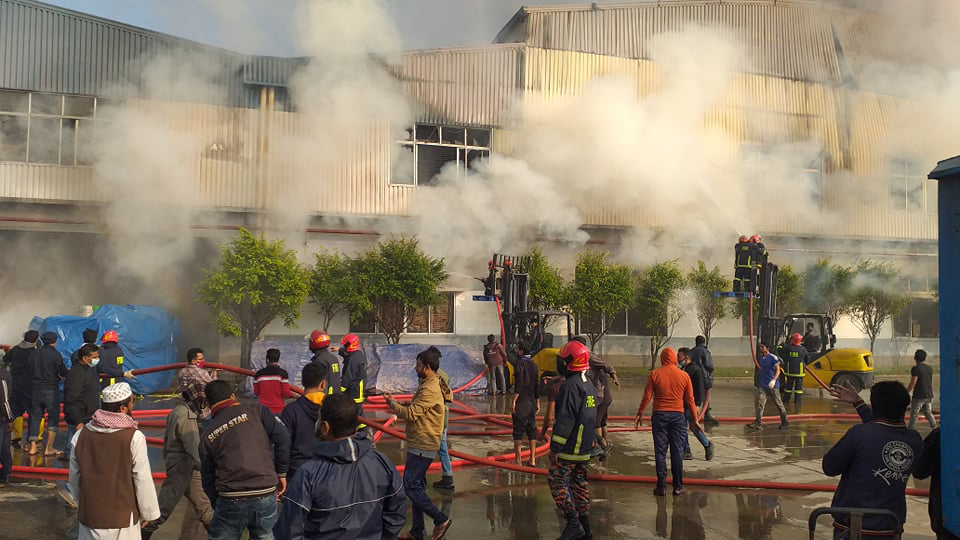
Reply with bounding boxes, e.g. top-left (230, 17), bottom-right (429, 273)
top-left (894, 298), bottom-right (939, 338)
top-left (416, 145), bottom-right (459, 186)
